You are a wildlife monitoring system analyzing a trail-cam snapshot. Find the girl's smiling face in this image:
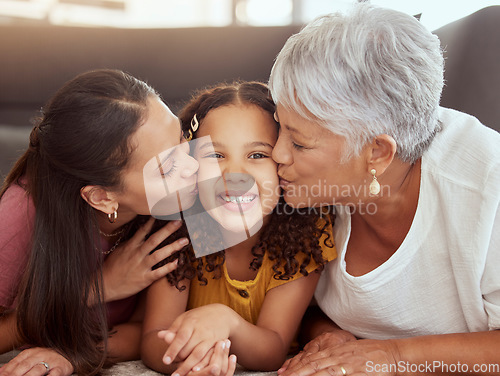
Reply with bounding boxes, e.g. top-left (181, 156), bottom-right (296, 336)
top-left (194, 104), bottom-right (280, 234)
